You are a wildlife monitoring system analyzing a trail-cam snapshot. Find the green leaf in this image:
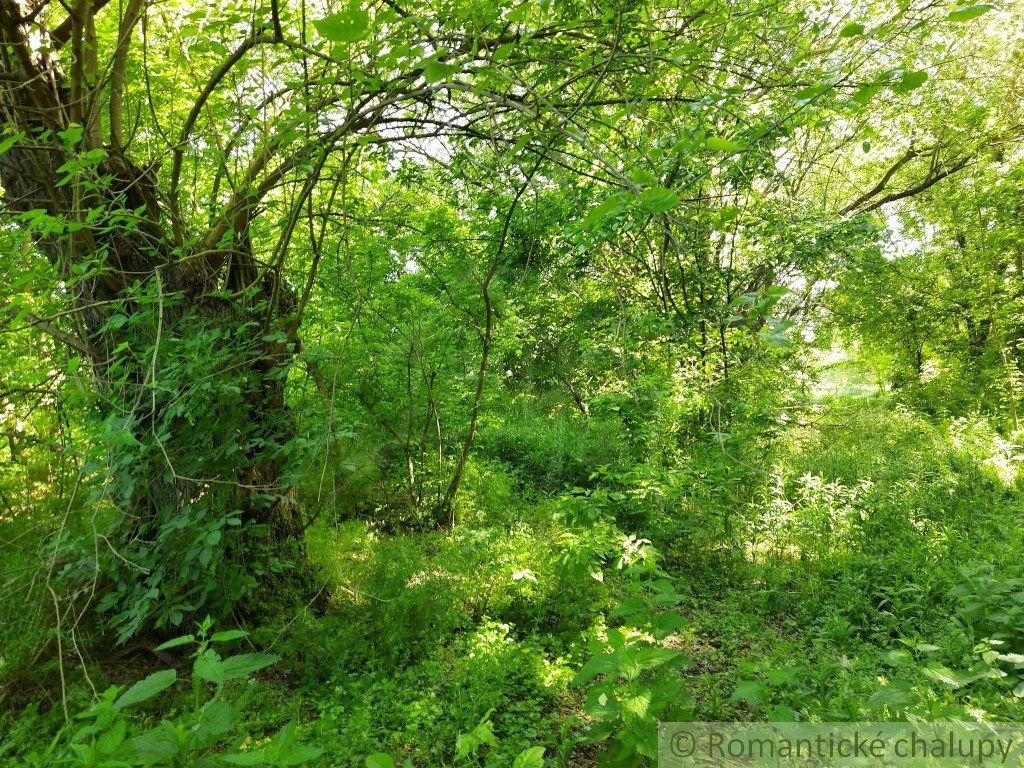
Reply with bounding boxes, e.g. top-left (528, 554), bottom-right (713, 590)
top-left (584, 686), bottom-right (621, 719)
top-left (794, 84), bottom-right (831, 101)
top-left (132, 723), bottom-right (180, 764)
top-left (96, 718), bottom-right (127, 754)
top-left (366, 754), bottom-right (395, 768)
top-left (113, 669), bottom-right (176, 710)
top-left (221, 652), bottom-right (279, 680)
top-left (513, 746), bottom-right (546, 768)
top-left (279, 745), bottom-right (325, 765)
top-left (153, 634), bottom-right (194, 652)
top-left (851, 84), bottom-right (881, 106)
top-left (582, 192), bottom-right (628, 227)
top-left (705, 136), bottom-right (745, 153)
top-left (105, 314), bottom-right (129, 331)
top-left (883, 649), bottom-right (914, 666)
top-left (630, 168), bottom-right (658, 187)
top-left (313, 5), bottom-right (370, 42)
top-left (867, 680), bottom-right (916, 709)
top-left (211, 629), bottom-right (249, 643)
top-left (730, 680), bottom-right (766, 705)
top-left (769, 704), bottom-right (798, 721)
top-left (221, 753), bottom-right (268, 766)
top-left (653, 612), bottom-right (687, 637)
top-left (764, 665), bottom-right (798, 685)
top-left (922, 663), bottom-right (980, 688)
top-left (638, 186), bottom-right (680, 214)
top-left (194, 650), bottom-right (225, 685)
top-left (572, 653), bottom-right (618, 686)
top-left (491, 43), bottom-right (515, 61)
top-left (0, 130), bottom-right (24, 155)
top-left (423, 58), bottom-right (460, 83)
top-left (59, 124), bottom-right (84, 146)
top-left (893, 70), bottom-right (928, 94)
top-left (839, 22), bottom-right (865, 37)
top-left (195, 699), bottom-right (237, 744)
top-left (947, 4), bottom-right (992, 22)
